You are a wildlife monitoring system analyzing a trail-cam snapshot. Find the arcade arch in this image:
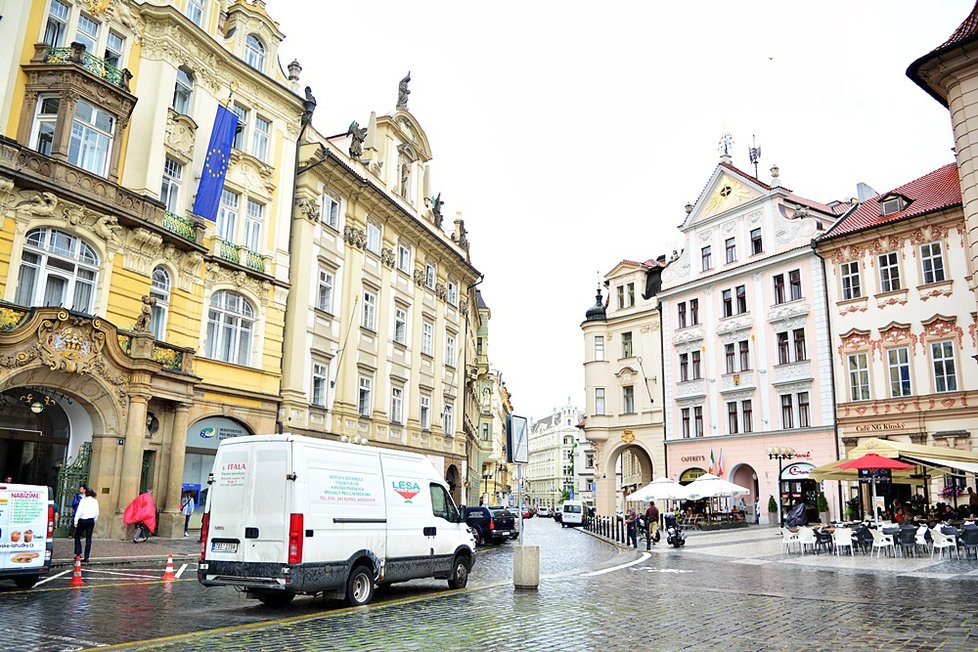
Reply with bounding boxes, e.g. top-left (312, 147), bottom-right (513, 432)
top-left (593, 442), bottom-right (655, 517)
